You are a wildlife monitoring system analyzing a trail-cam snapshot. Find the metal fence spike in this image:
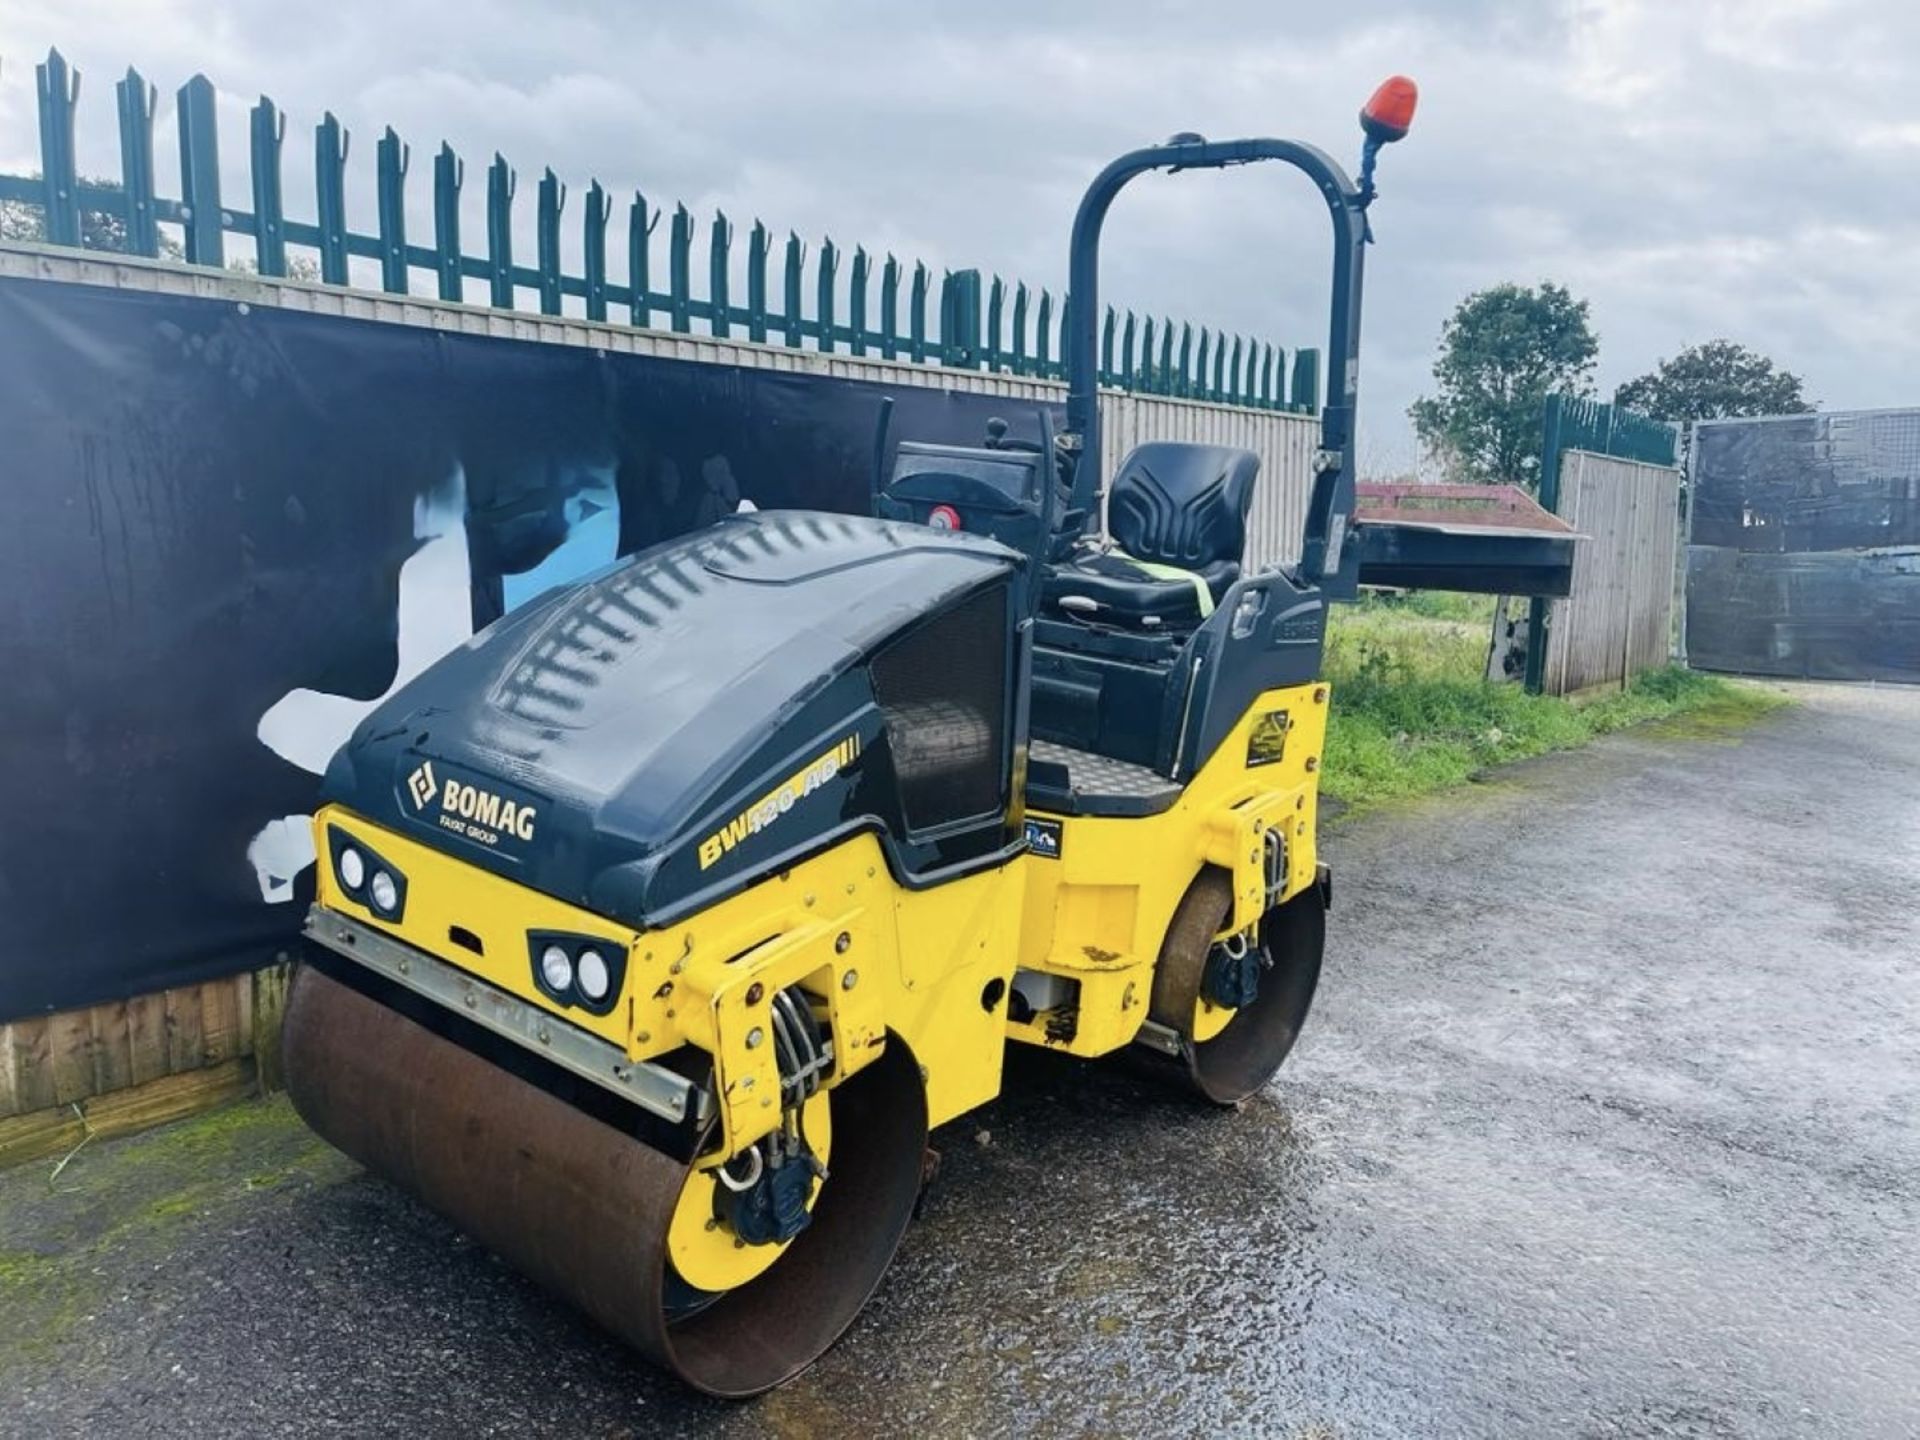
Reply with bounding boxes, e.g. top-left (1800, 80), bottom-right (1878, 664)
top-left (245, 94), bottom-right (286, 274)
top-left (1011, 282), bottom-right (1030, 375)
top-left (535, 167), bottom-right (566, 314)
top-left (816, 236), bottom-right (839, 353)
top-left (1290, 347), bottom-right (1319, 413)
top-left (35, 50), bottom-right (82, 248)
top-left (709, 207), bottom-right (733, 337)
top-left (114, 68), bottom-right (159, 258)
top-left (879, 253), bottom-right (901, 360)
top-left (373, 127), bottom-right (410, 294)
top-left (485, 153), bottom-right (515, 307)
top-left (668, 202), bottom-right (693, 332)
top-left (985, 273), bottom-right (1005, 373)
top-left (942, 269), bottom-right (982, 368)
top-left (178, 75), bottom-right (224, 266)
top-left (628, 191), bottom-right (654, 326)
top-left (583, 179), bottom-right (609, 321)
top-left (849, 246), bottom-right (870, 356)
top-left (783, 231), bottom-right (806, 347)
top-left (3, 56), bottom-right (1305, 394)
top-left (746, 219), bottom-right (769, 342)
top-left (909, 260), bottom-right (929, 363)
top-left (433, 143), bottom-right (463, 300)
